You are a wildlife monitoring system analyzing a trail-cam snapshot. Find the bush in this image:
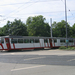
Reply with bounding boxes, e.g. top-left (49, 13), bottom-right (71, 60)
top-left (67, 46), bottom-right (72, 50)
top-left (67, 47), bottom-right (75, 50)
top-left (59, 46), bottom-right (67, 49)
top-left (59, 46), bottom-right (75, 50)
